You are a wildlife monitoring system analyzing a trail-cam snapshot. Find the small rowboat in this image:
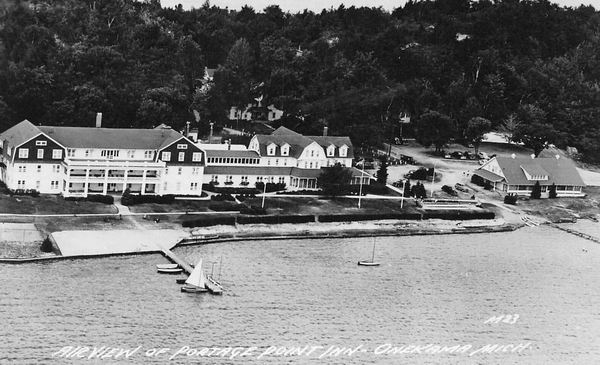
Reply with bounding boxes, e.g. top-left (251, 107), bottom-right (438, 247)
top-left (357, 261), bottom-right (380, 266)
top-left (157, 264), bottom-right (183, 274)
